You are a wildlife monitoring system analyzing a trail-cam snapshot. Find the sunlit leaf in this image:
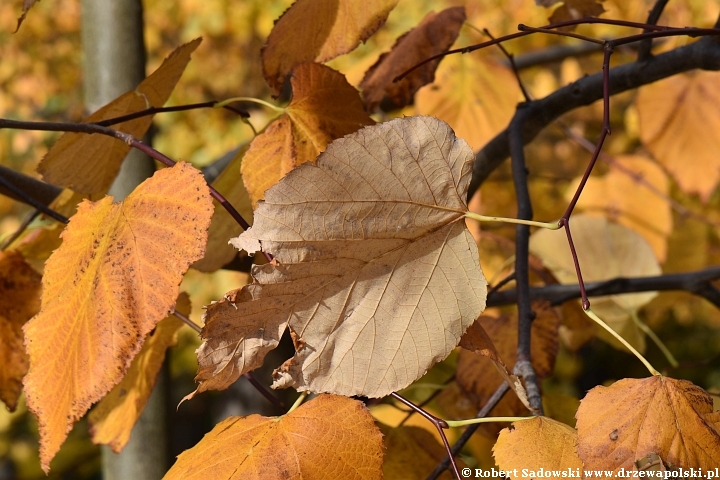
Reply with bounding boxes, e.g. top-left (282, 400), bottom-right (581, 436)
top-left (242, 62), bottom-right (374, 207)
top-left (360, 6), bottom-right (466, 111)
top-left (576, 377), bottom-right (720, 471)
top-left (191, 116), bottom-right (487, 399)
top-left (261, 0), bottom-right (398, 95)
top-left (415, 53), bottom-right (519, 150)
top-left (637, 71), bottom-right (720, 202)
top-left (38, 39), bottom-right (201, 195)
top-left (23, 162), bottom-right (213, 471)
top-left (380, 424), bottom-right (460, 480)
top-left (164, 394), bottom-right (383, 480)
top-left (494, 417), bottom-right (584, 477)
top-left (88, 294), bottom-right (190, 452)
top-left (529, 215), bottom-right (660, 352)
top-left (0, 251), bottom-right (41, 411)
